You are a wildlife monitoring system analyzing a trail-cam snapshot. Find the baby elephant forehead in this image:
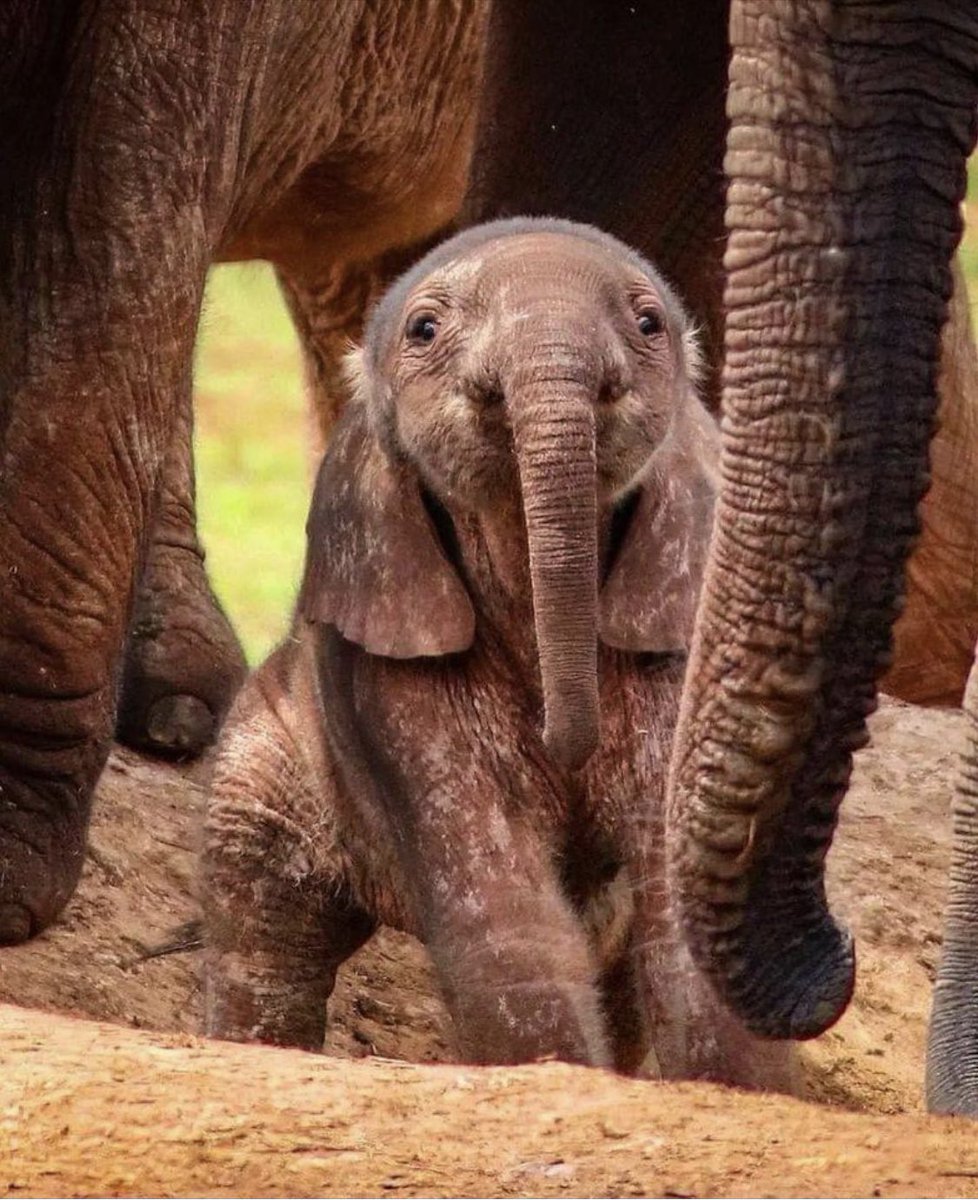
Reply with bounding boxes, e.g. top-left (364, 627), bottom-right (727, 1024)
top-left (364, 217), bottom-right (688, 361)
top-left (425, 230), bottom-right (653, 291)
